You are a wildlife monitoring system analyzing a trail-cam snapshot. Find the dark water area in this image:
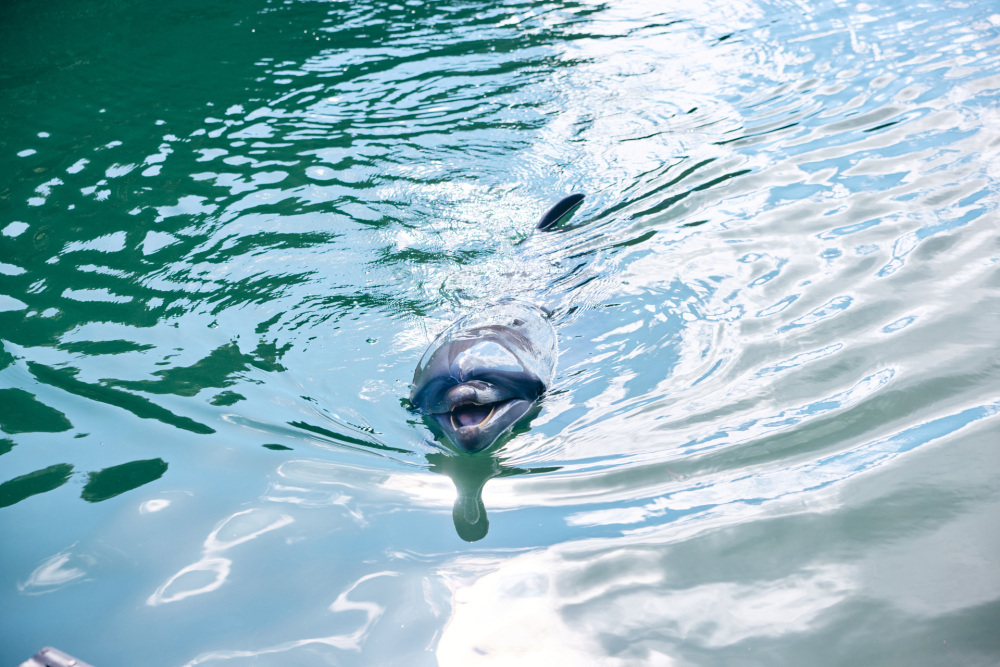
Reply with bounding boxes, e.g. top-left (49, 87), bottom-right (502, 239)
top-left (2, 0), bottom-right (1000, 664)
